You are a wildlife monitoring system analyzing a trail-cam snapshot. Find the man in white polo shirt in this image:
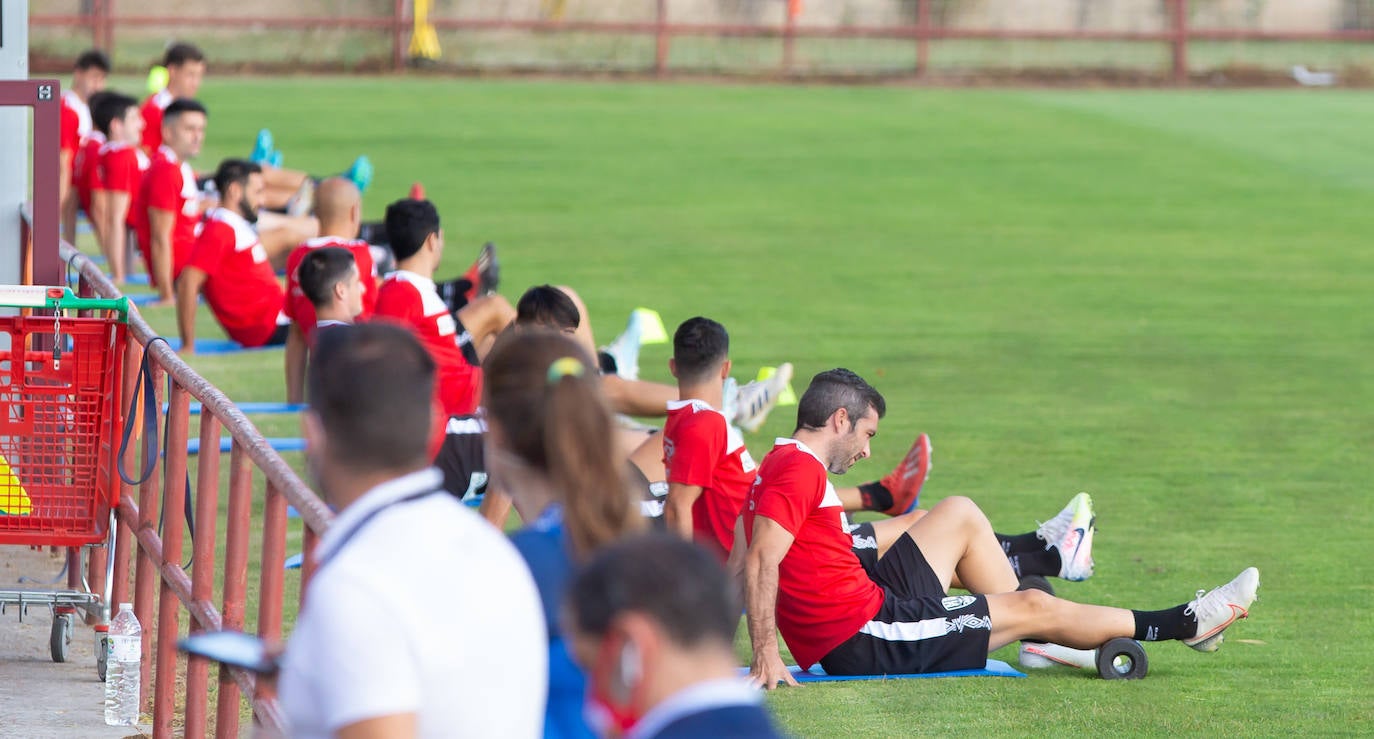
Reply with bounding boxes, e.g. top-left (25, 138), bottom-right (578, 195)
top-left (279, 323), bottom-right (547, 738)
